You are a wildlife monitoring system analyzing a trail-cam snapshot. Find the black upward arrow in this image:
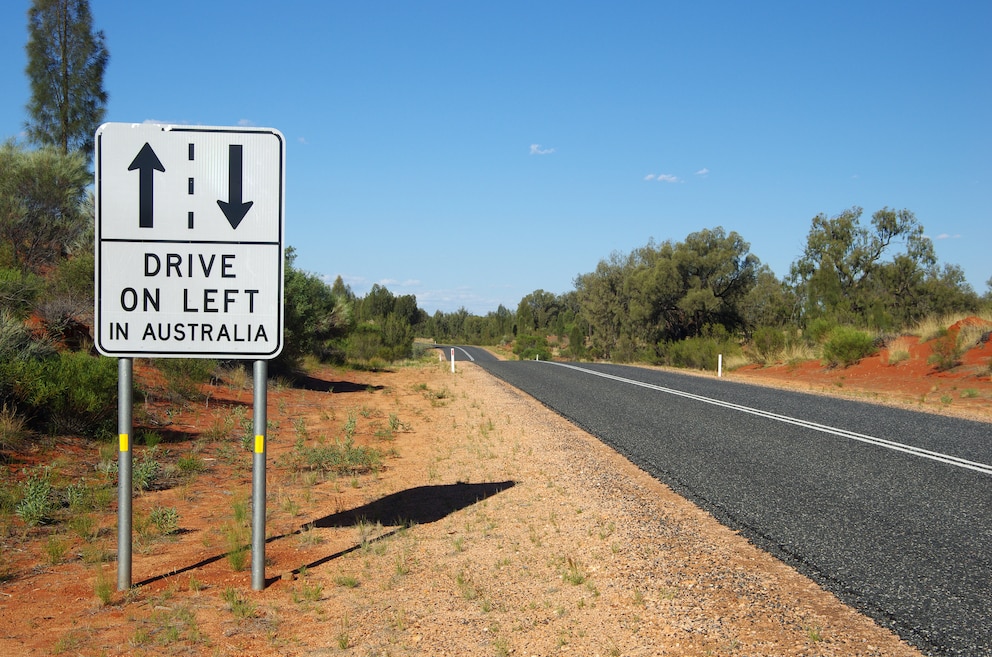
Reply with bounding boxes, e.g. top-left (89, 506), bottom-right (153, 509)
top-left (217, 144), bottom-right (253, 229)
top-left (128, 142), bottom-right (165, 228)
